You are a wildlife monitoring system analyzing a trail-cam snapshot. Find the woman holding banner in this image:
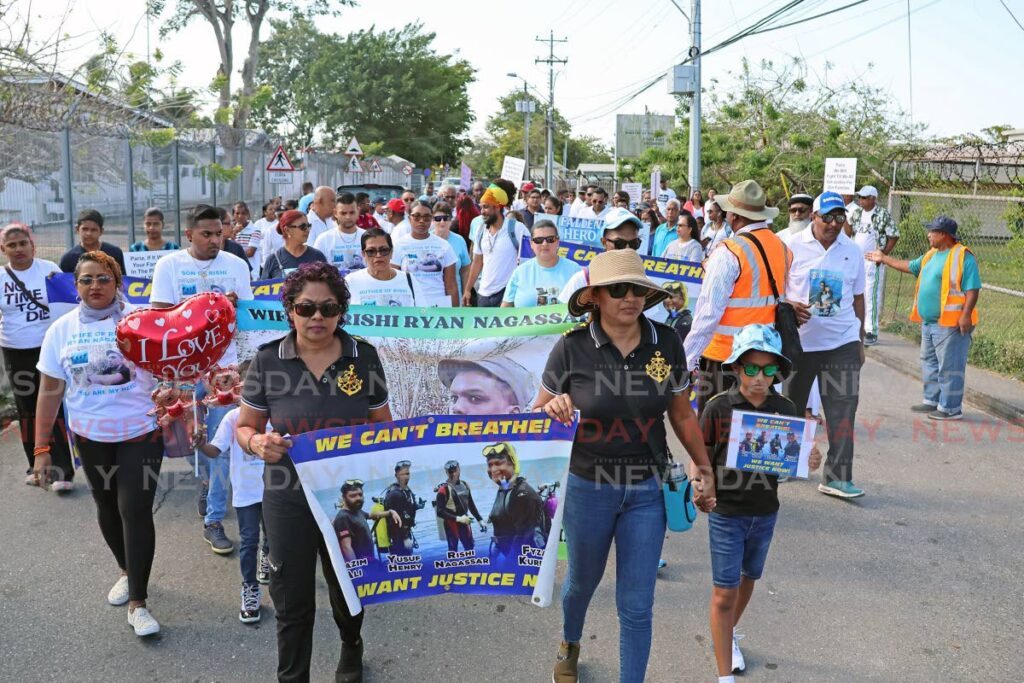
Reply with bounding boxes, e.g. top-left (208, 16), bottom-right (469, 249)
top-left (535, 249), bottom-right (716, 683)
top-left (237, 261), bottom-right (392, 683)
top-left (0, 223), bottom-right (75, 490)
top-left (34, 250), bottom-right (165, 637)
top-left (501, 219), bottom-right (581, 307)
